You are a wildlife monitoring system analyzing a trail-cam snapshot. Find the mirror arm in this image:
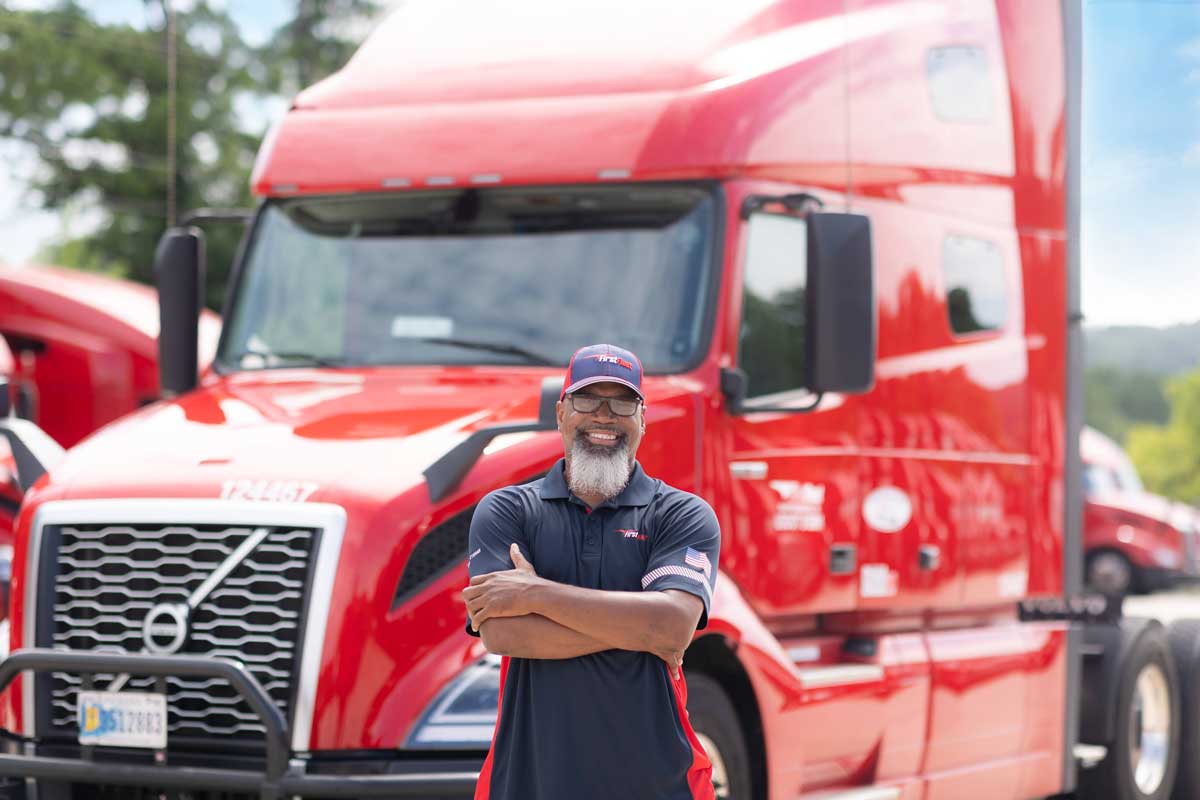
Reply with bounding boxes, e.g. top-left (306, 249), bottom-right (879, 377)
top-left (791, 392), bottom-right (824, 413)
top-left (178, 208), bottom-right (253, 226)
top-left (739, 192), bottom-right (824, 220)
top-left (719, 367), bottom-right (747, 413)
top-left (727, 393), bottom-right (826, 416)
